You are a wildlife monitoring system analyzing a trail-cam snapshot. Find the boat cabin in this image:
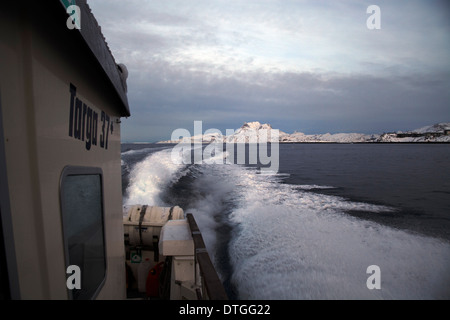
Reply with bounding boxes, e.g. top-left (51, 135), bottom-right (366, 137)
top-left (0, 0), bottom-right (227, 301)
top-left (0, 0), bottom-right (130, 299)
